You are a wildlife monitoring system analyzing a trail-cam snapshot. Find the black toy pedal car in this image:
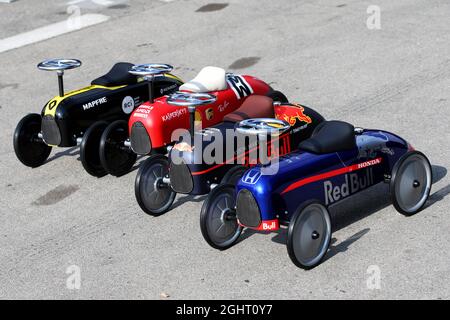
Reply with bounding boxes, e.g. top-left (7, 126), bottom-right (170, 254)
top-left (13, 59), bottom-right (182, 176)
